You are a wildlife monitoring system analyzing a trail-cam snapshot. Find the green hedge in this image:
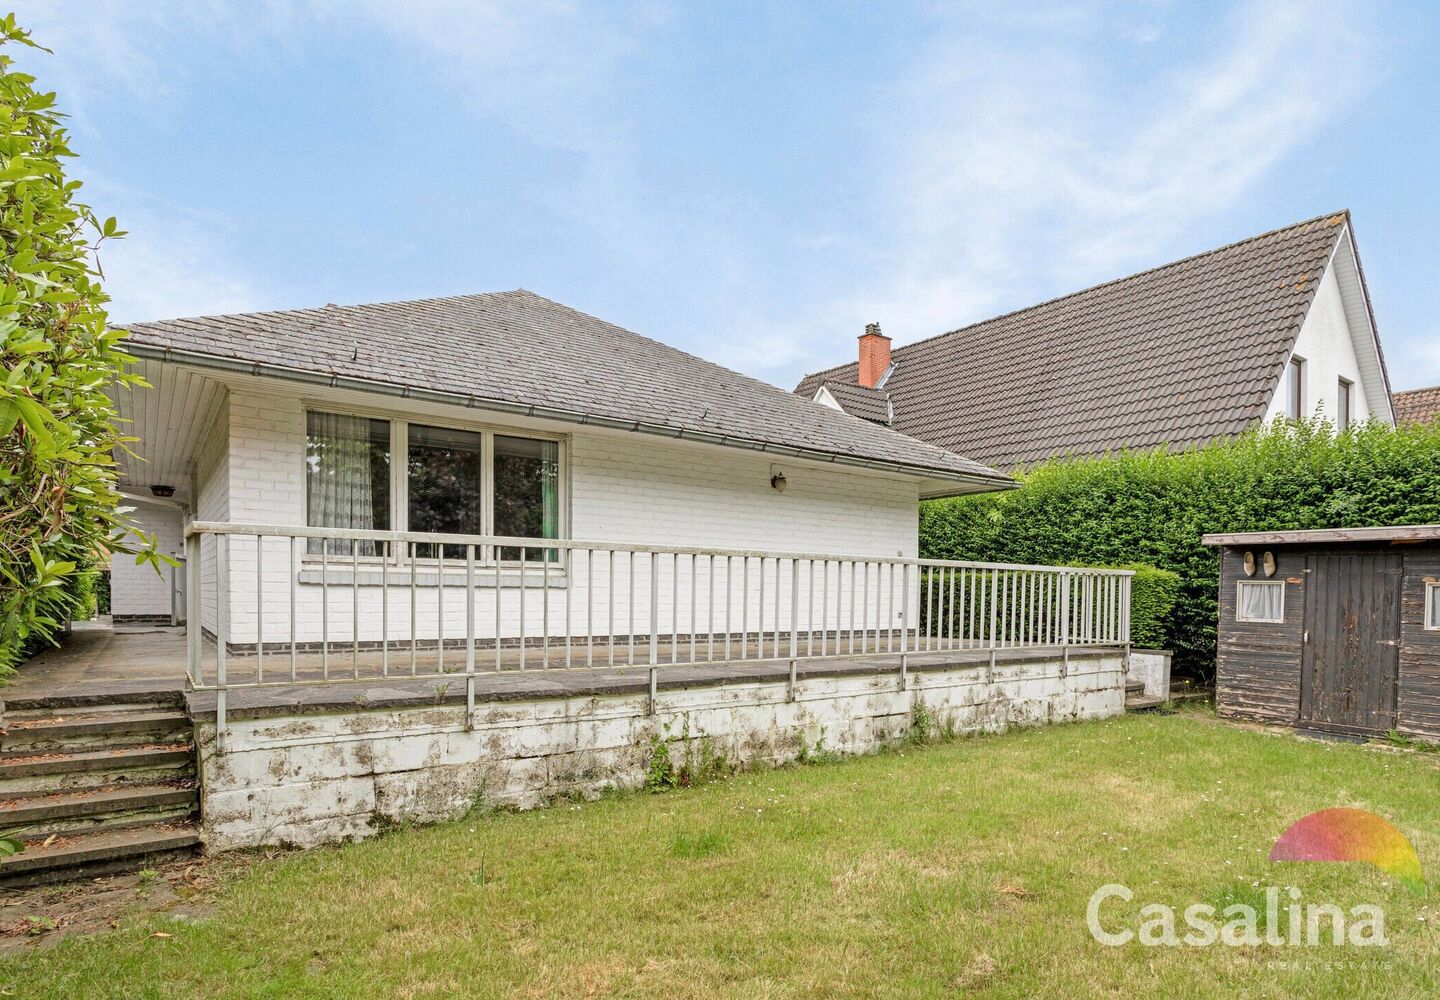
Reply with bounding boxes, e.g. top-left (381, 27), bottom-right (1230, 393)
top-left (920, 420), bottom-right (1440, 679)
top-left (1119, 564), bottom-right (1180, 649)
